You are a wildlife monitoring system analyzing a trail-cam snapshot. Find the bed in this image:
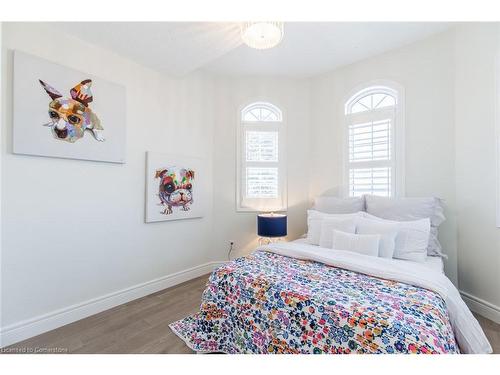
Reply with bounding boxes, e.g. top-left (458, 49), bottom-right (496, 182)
top-left (170, 240), bottom-right (491, 354)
